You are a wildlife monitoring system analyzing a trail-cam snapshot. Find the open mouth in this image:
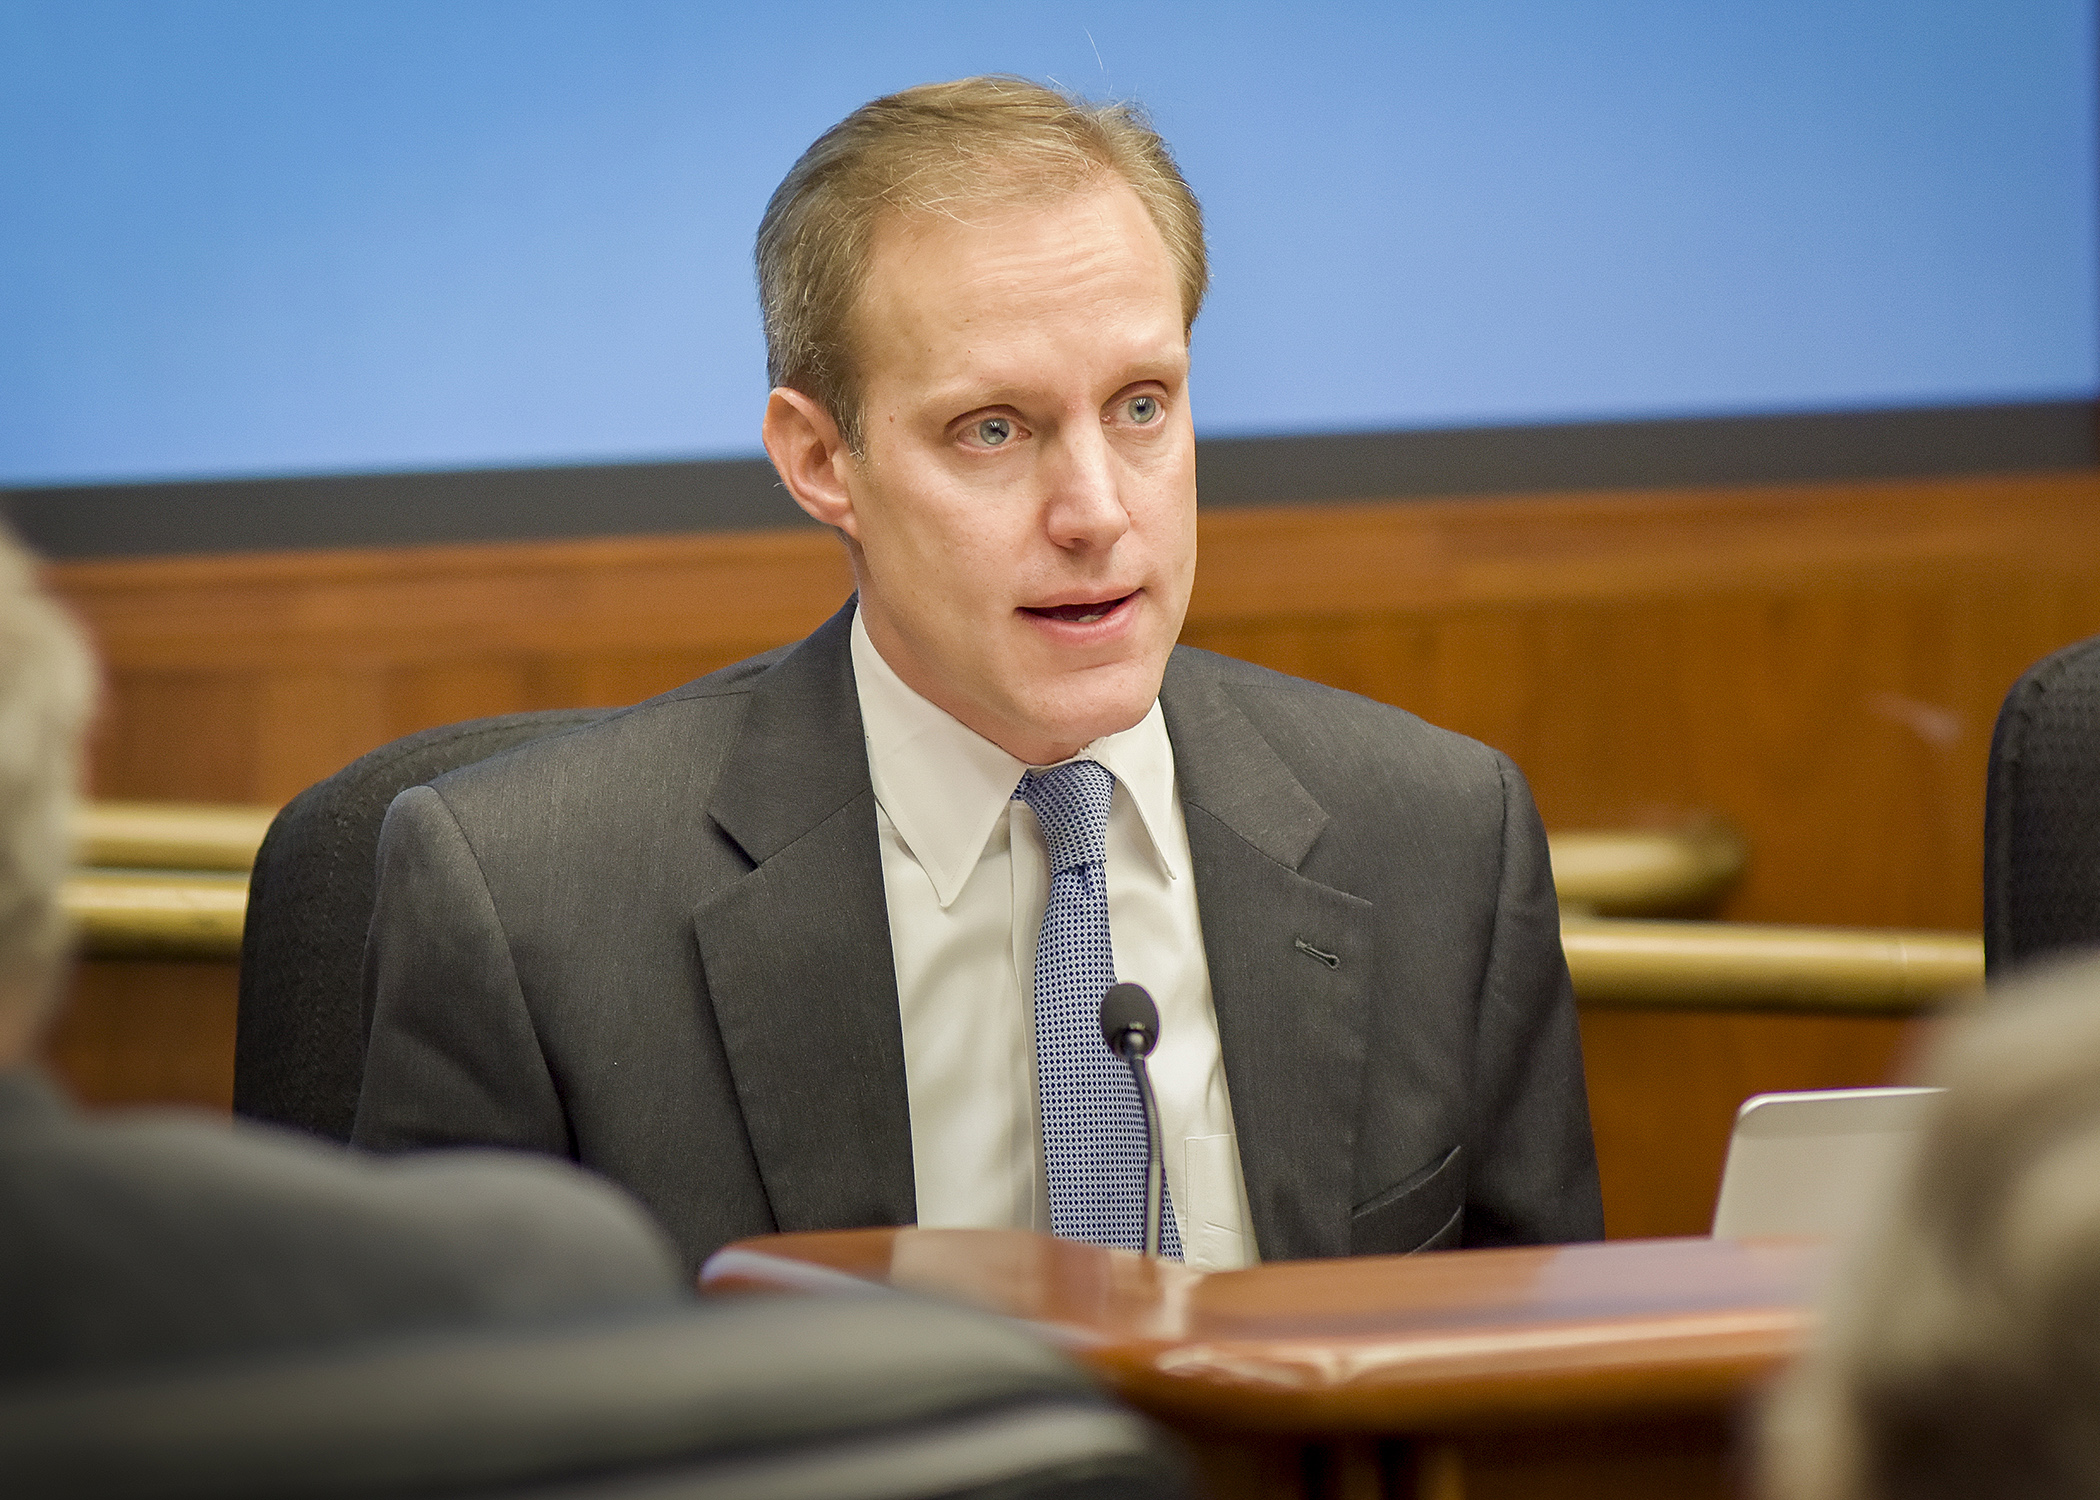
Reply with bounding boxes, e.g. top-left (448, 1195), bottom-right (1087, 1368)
top-left (1022, 593), bottom-right (1134, 625)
